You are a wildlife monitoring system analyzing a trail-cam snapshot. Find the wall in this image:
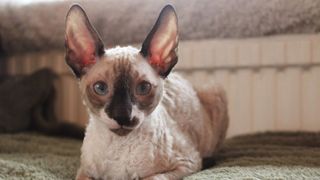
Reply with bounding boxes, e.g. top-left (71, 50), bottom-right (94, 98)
top-left (5, 34), bottom-right (320, 137)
